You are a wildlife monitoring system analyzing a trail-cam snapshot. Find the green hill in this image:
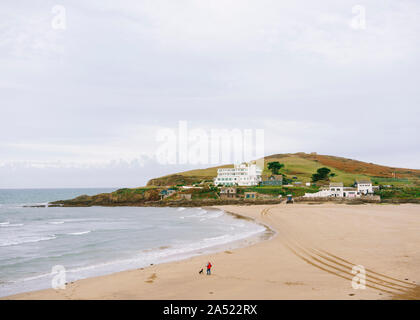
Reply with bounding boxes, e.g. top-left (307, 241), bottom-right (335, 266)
top-left (50, 153), bottom-right (420, 207)
top-left (147, 152), bottom-right (420, 187)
